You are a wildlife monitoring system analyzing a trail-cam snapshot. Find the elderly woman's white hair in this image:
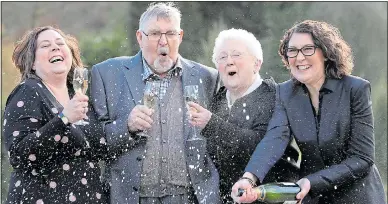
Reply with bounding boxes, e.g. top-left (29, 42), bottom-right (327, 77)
top-left (212, 28), bottom-right (263, 68)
